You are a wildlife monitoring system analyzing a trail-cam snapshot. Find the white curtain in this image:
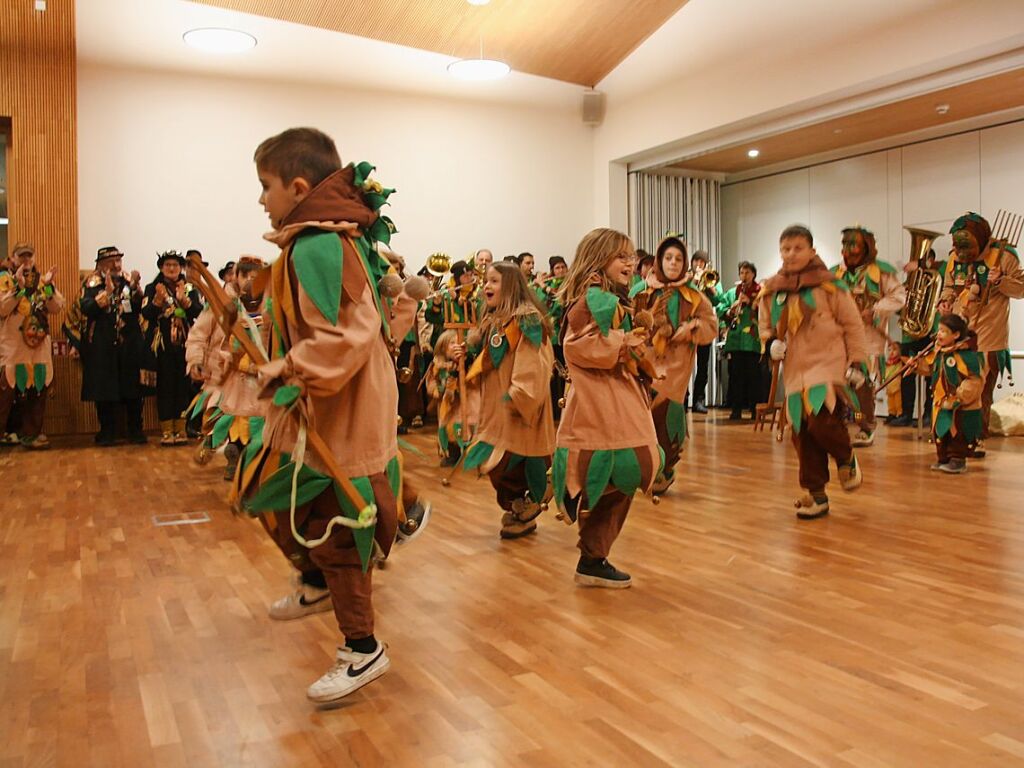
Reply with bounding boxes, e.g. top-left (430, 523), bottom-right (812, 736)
top-left (628, 173), bottom-right (721, 267)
